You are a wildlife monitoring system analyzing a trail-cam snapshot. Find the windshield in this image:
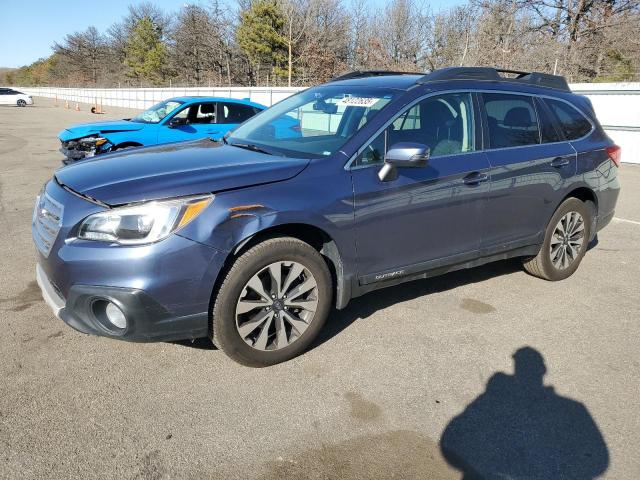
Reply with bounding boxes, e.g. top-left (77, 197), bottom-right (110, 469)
top-left (131, 100), bottom-right (184, 124)
top-left (227, 86), bottom-right (397, 158)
